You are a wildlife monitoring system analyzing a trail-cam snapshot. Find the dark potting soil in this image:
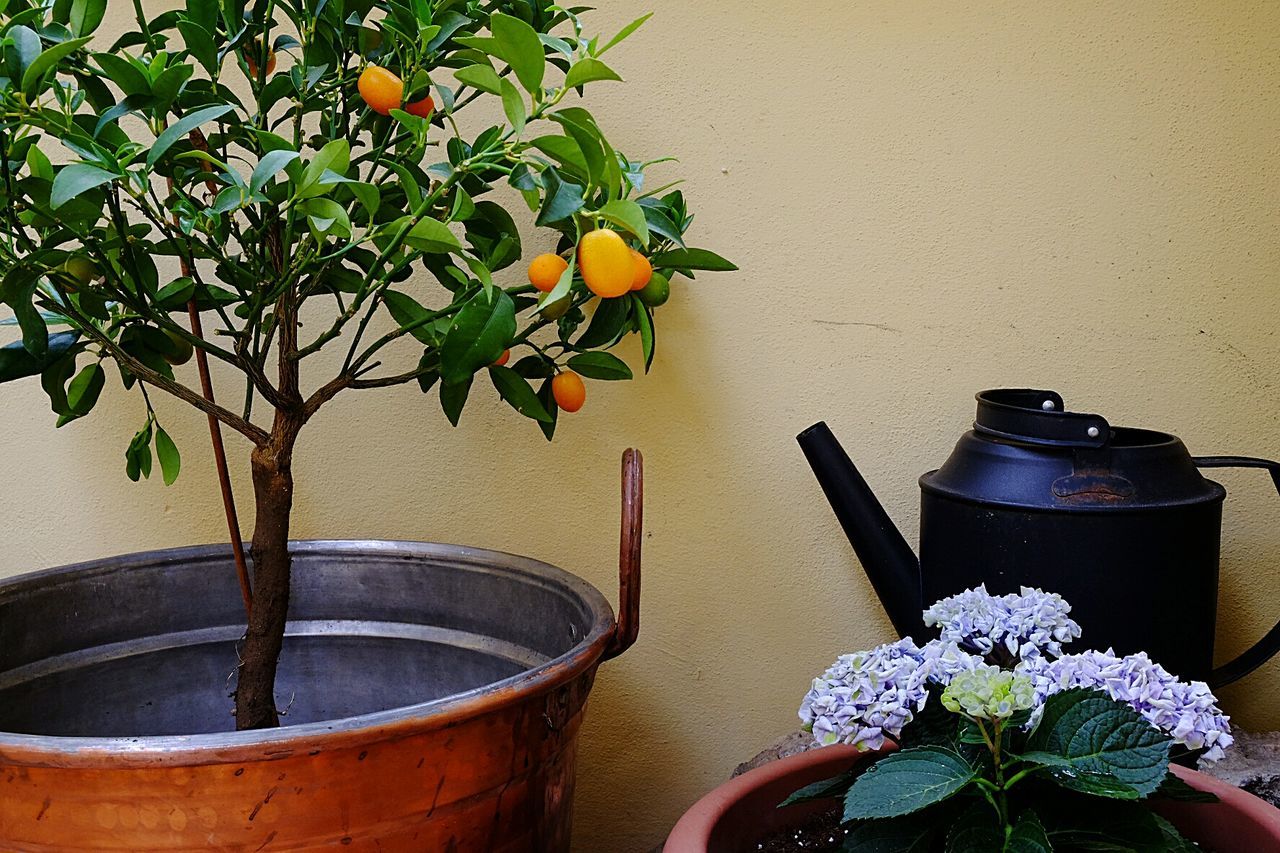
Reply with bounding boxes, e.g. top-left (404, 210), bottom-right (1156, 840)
top-left (754, 807), bottom-right (846, 852)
